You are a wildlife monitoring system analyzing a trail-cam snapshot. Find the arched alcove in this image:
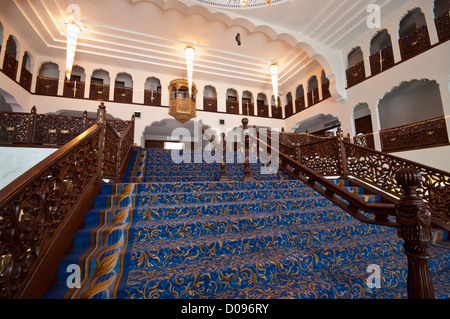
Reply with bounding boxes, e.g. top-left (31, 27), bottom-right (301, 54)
top-left (285, 92), bottom-right (293, 118)
top-left (295, 84), bottom-right (305, 113)
top-left (242, 90), bottom-right (254, 116)
top-left (307, 76), bottom-right (319, 106)
top-left (369, 29), bottom-right (394, 75)
top-left (257, 93), bottom-right (268, 117)
top-left (292, 113), bottom-right (341, 136)
top-left (203, 85), bottom-right (217, 112)
top-left (226, 88), bottom-right (239, 114)
top-left (90, 69), bottom-right (110, 101)
top-left (377, 79), bottom-right (448, 151)
top-left (114, 72), bottom-right (133, 103)
top-left (36, 62), bottom-right (60, 96)
top-left (271, 95), bottom-right (282, 119)
top-left (19, 51), bottom-right (33, 91)
top-left (63, 65), bottom-right (86, 98)
top-left (3, 35), bottom-right (20, 80)
top-left (144, 77), bottom-right (162, 106)
top-left (352, 103), bottom-right (375, 149)
top-left (434, 0), bottom-right (450, 41)
top-left (398, 8), bottom-right (431, 60)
